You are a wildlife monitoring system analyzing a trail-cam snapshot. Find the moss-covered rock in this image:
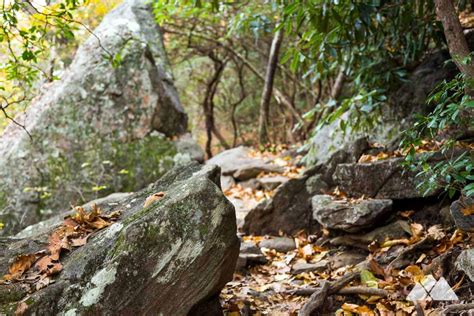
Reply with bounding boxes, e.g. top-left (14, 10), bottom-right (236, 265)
top-left (0, 0), bottom-right (190, 235)
top-left (0, 163), bottom-right (239, 315)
